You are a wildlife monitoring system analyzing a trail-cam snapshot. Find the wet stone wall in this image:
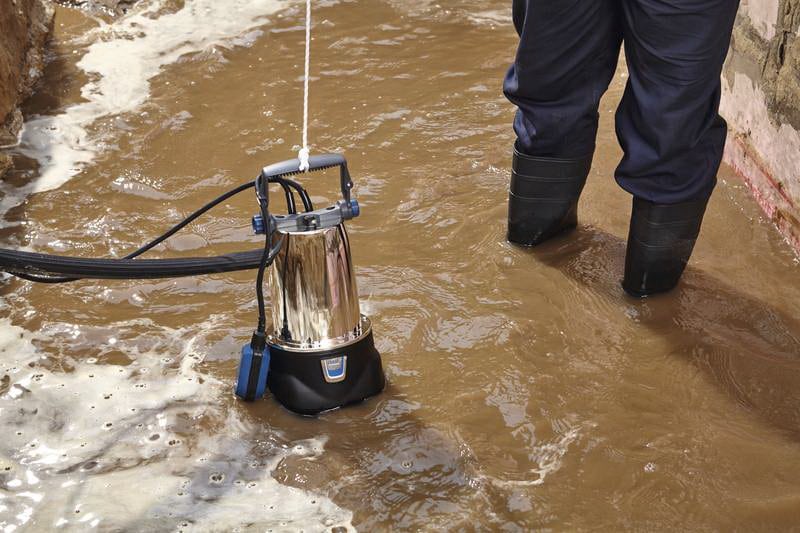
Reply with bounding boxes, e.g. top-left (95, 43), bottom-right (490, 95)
top-left (722, 0), bottom-right (800, 253)
top-left (0, 0), bottom-right (53, 152)
top-left (52, 0), bottom-right (137, 15)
